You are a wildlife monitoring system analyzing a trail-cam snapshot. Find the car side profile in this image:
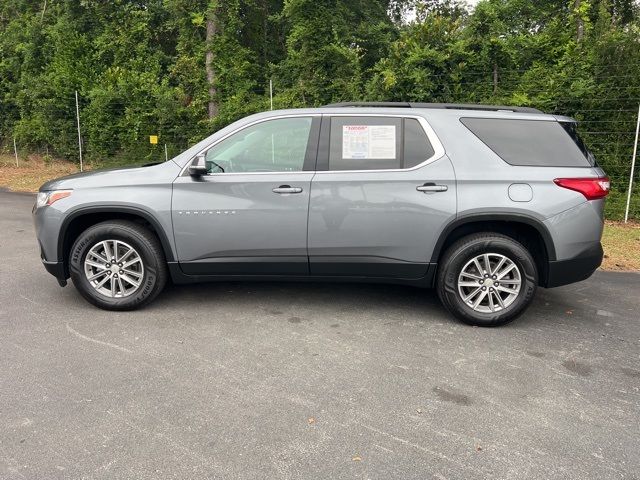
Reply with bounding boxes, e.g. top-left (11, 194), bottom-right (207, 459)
top-left (33, 102), bottom-right (609, 326)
